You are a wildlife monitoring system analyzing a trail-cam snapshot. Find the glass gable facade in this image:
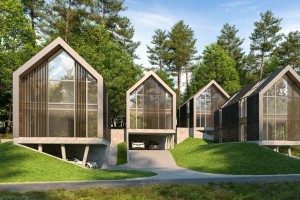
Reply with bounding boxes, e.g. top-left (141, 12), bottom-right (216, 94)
top-left (22, 50), bottom-right (98, 137)
top-left (130, 76), bottom-right (173, 129)
top-left (263, 74), bottom-right (300, 141)
top-left (195, 85), bottom-right (227, 127)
